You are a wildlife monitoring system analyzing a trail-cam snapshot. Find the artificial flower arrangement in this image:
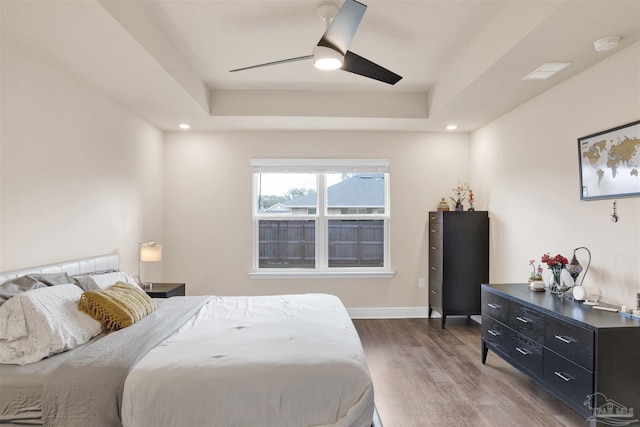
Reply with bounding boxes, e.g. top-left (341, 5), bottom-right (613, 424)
top-left (450, 183), bottom-right (474, 211)
top-left (528, 259), bottom-right (543, 281)
top-left (541, 253), bottom-right (569, 269)
top-left (541, 253), bottom-right (569, 294)
top-left (467, 188), bottom-right (475, 211)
